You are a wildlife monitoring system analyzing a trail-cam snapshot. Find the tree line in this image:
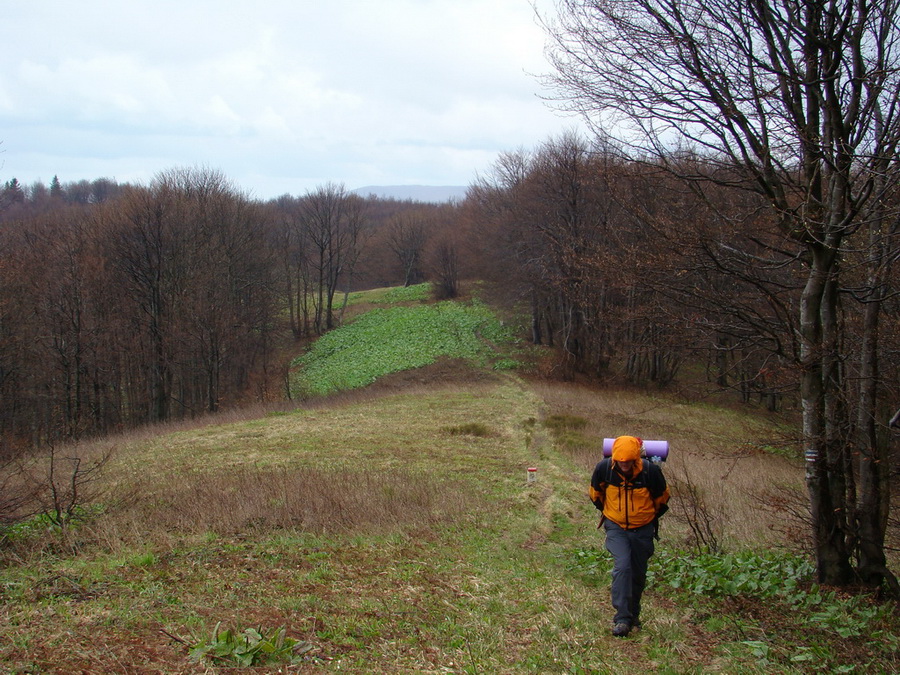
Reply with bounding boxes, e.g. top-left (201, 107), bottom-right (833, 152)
top-left (0, 168), bottom-right (461, 453)
top-left (3, 175), bottom-right (126, 211)
top-left (466, 125), bottom-right (899, 590)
